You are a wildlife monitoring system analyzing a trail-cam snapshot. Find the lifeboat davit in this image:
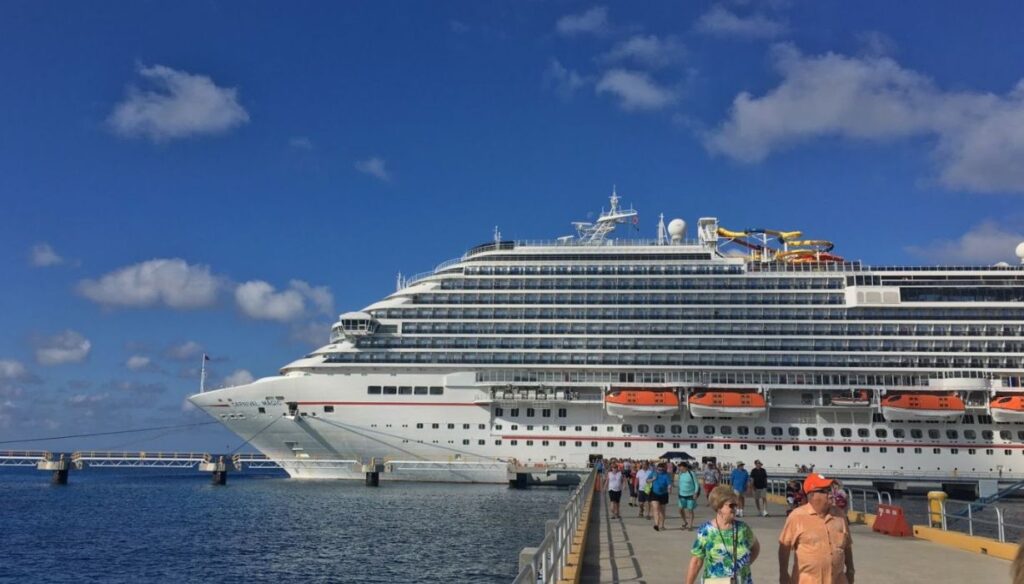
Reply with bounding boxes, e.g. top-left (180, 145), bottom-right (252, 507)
top-left (831, 389), bottom-right (872, 407)
top-left (880, 393), bottom-right (965, 422)
top-left (990, 395), bottom-right (1024, 423)
top-left (605, 388), bottom-right (680, 417)
top-left (688, 390), bottom-right (766, 418)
